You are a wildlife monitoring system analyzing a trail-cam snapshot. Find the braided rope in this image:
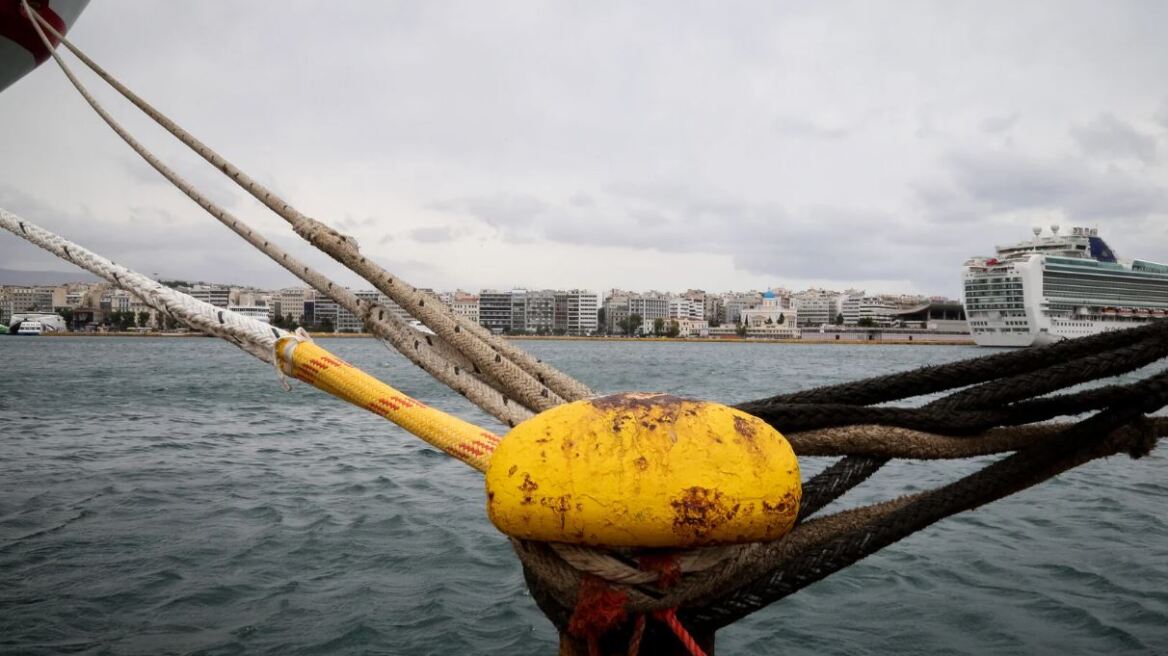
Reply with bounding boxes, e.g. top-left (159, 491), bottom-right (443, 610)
top-left (0, 208), bottom-right (284, 362)
top-left (21, 2), bottom-right (533, 428)
top-left (276, 337), bottom-right (499, 471)
top-left (549, 544), bottom-right (741, 586)
top-left (784, 422), bottom-right (1151, 459)
top-left (24, 5), bottom-right (593, 409)
top-left (515, 324), bottom-right (1168, 644)
top-left (744, 319), bottom-right (1168, 408)
top-left (682, 414), bottom-right (1166, 629)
